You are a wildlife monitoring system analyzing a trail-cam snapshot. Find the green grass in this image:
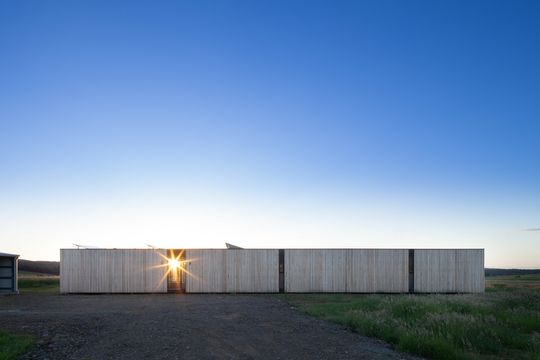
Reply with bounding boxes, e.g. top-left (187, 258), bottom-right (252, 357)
top-left (486, 274), bottom-right (540, 290)
top-left (18, 277), bottom-right (59, 294)
top-left (281, 285), bottom-right (540, 359)
top-left (18, 270), bottom-right (55, 277)
top-left (488, 274), bottom-right (540, 281)
top-left (0, 331), bottom-right (34, 360)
